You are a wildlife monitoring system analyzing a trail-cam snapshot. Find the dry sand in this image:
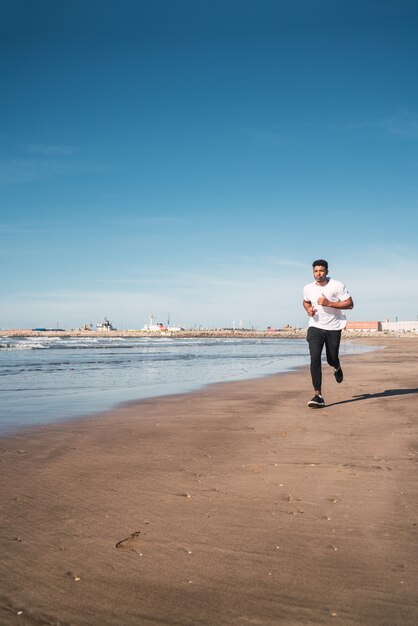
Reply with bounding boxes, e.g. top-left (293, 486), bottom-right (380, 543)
top-left (0, 337), bottom-right (417, 625)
